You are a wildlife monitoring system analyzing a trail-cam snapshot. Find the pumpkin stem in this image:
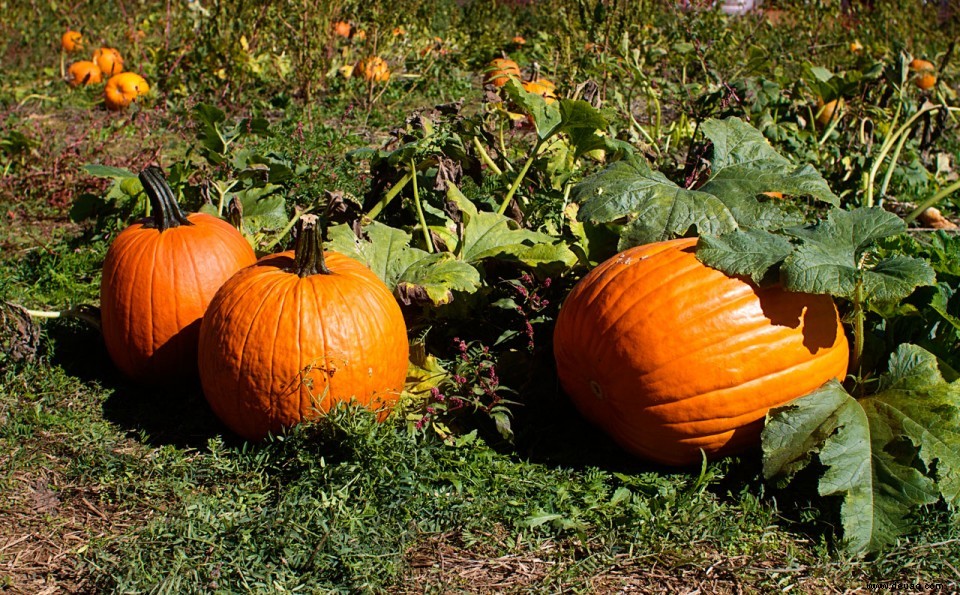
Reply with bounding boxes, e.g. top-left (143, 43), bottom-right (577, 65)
top-left (294, 214), bottom-right (331, 277)
top-left (139, 166), bottom-right (193, 230)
